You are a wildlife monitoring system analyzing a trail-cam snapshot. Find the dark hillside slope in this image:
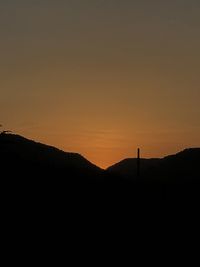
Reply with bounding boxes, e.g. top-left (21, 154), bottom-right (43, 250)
top-left (150, 148), bottom-right (200, 183)
top-left (107, 148), bottom-right (200, 183)
top-left (107, 158), bottom-right (160, 180)
top-left (0, 133), bottom-right (103, 182)
top-left (1, 134), bottom-right (199, 207)
top-left (0, 134), bottom-right (165, 207)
